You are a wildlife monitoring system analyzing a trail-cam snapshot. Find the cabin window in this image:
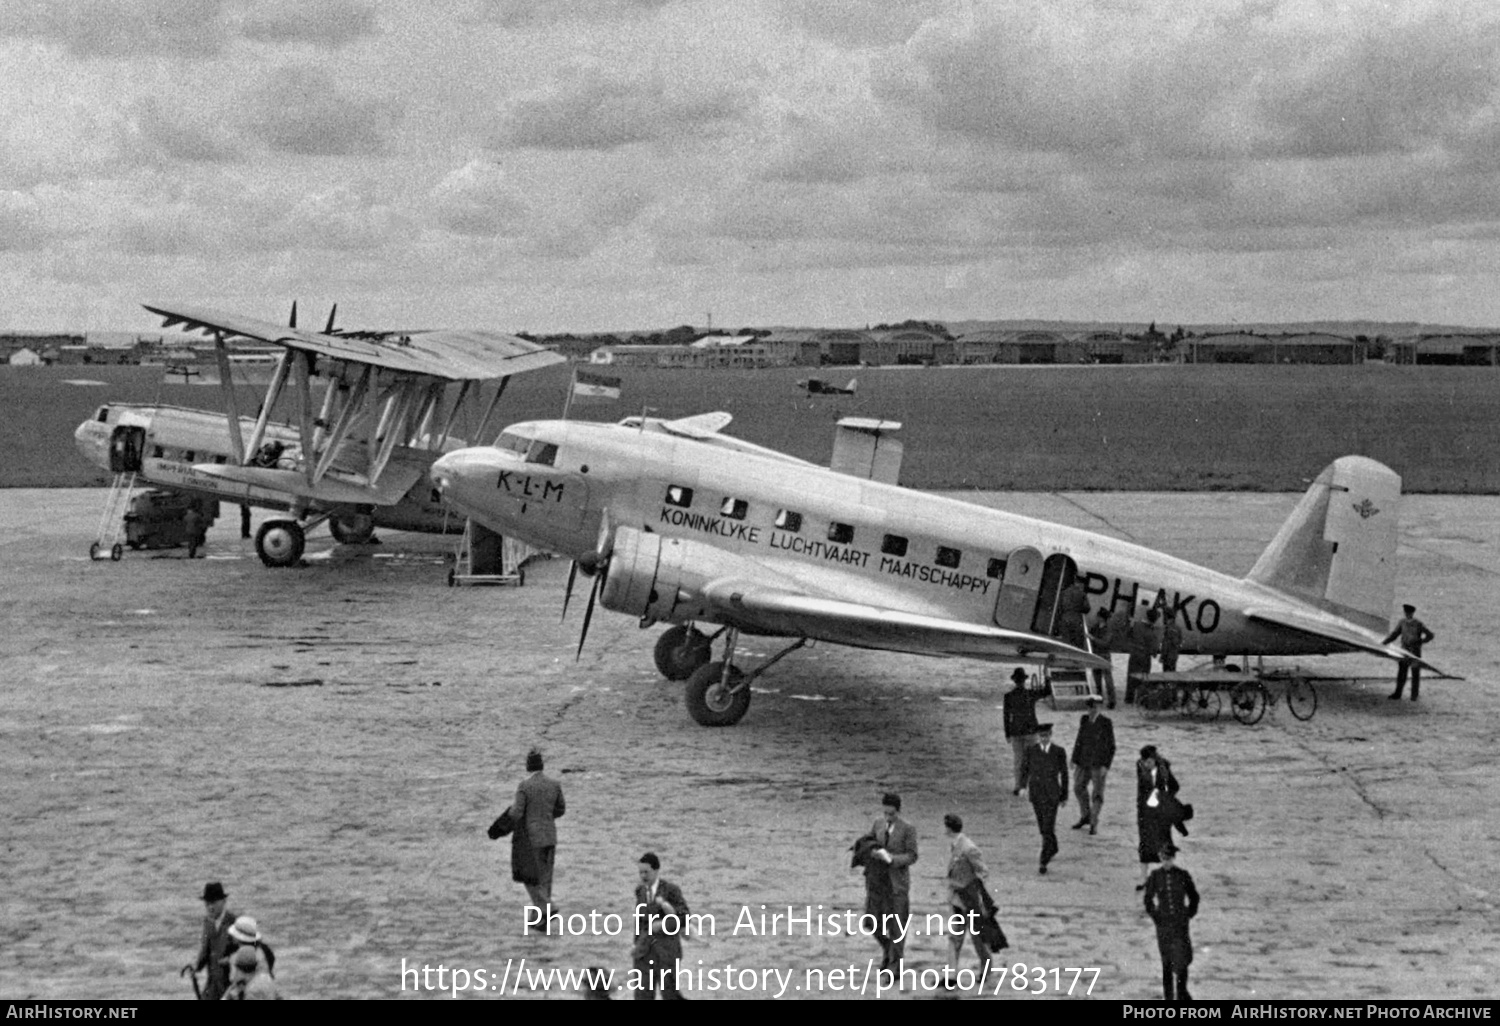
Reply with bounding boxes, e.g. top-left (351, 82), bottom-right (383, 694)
top-left (935, 546), bottom-right (962, 568)
top-left (986, 557), bottom-right (1006, 580)
top-left (525, 441), bottom-right (557, 466)
top-left (720, 497), bottom-right (748, 520)
top-left (881, 534), bottom-right (908, 557)
top-left (152, 446), bottom-right (165, 458)
top-left (774, 509), bottom-right (802, 533)
top-left (214, 454), bottom-right (228, 464)
top-left (827, 521), bottom-right (854, 544)
top-left (665, 485), bottom-right (694, 508)
top-left (182, 450), bottom-right (195, 462)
